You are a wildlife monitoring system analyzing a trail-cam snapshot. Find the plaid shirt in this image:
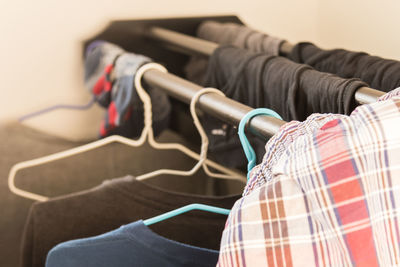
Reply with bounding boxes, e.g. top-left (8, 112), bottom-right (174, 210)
top-left (218, 88), bottom-right (400, 267)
